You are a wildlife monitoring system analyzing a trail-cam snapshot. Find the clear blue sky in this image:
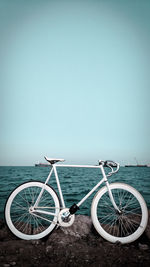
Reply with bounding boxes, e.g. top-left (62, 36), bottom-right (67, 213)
top-left (0, 0), bottom-right (150, 166)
